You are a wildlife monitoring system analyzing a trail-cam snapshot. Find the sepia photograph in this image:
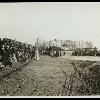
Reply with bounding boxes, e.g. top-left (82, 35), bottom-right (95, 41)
top-left (0, 2), bottom-right (100, 98)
